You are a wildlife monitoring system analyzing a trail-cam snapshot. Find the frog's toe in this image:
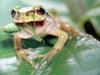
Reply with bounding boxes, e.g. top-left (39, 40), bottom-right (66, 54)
top-left (42, 54), bottom-right (53, 63)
